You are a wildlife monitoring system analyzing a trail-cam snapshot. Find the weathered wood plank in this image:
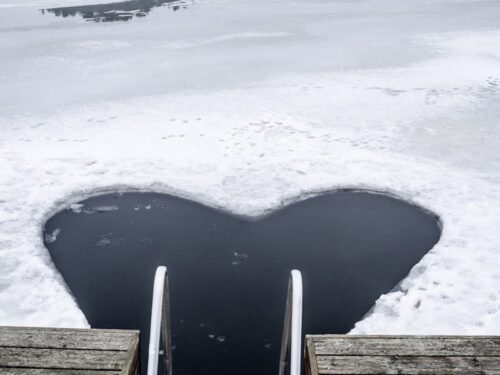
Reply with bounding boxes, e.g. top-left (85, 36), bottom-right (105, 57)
top-left (316, 355), bottom-right (500, 374)
top-left (0, 327), bottom-right (137, 351)
top-left (305, 336), bottom-right (319, 375)
top-left (0, 347), bottom-right (126, 370)
top-left (120, 332), bottom-right (139, 375)
top-left (310, 335), bottom-right (500, 339)
top-left (0, 369), bottom-right (120, 374)
top-left (310, 335), bottom-right (500, 356)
